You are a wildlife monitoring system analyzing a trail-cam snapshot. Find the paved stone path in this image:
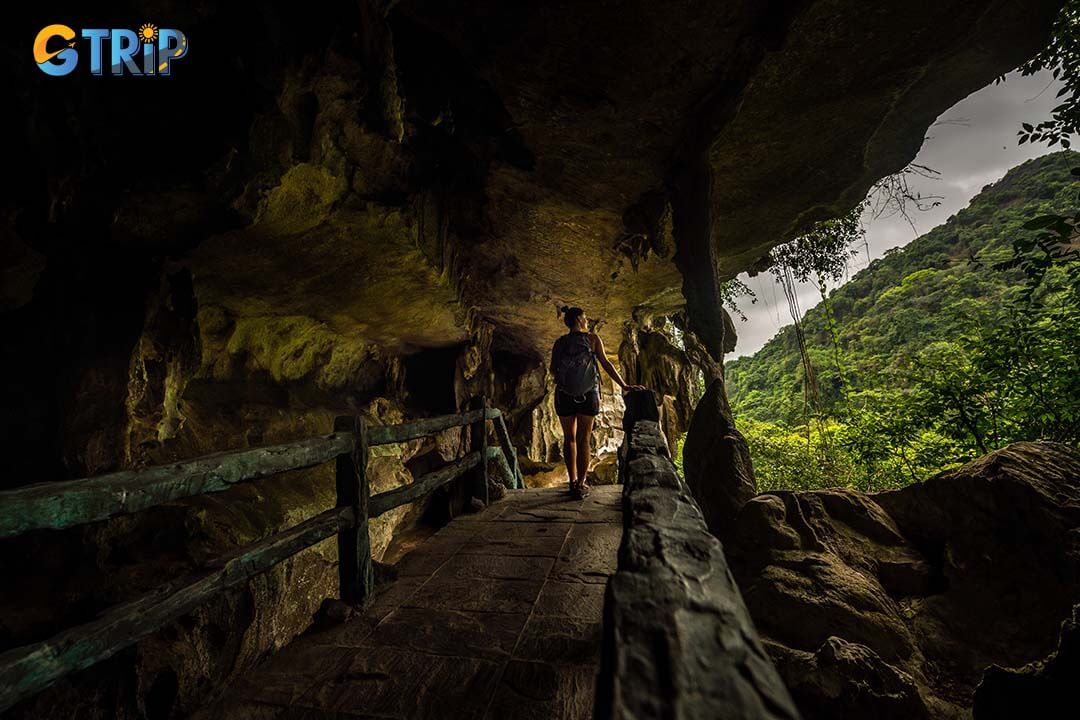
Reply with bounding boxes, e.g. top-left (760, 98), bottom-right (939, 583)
top-left (198, 485), bottom-right (622, 720)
